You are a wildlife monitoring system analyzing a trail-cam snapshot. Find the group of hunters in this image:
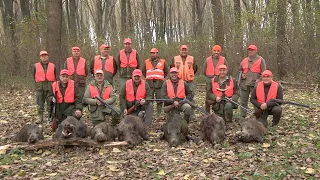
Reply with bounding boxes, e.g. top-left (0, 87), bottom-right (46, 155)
top-left (33, 38), bottom-right (284, 129)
